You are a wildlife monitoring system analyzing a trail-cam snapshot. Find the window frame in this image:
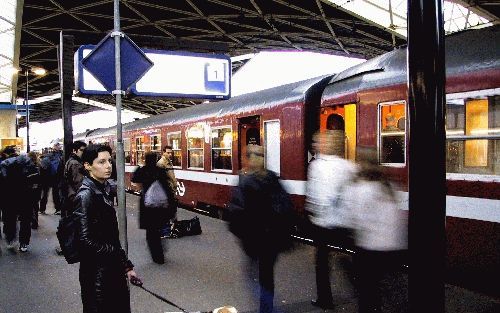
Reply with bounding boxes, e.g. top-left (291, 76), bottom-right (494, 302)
top-left (167, 131), bottom-right (182, 169)
top-left (149, 134), bottom-right (161, 153)
top-left (377, 100), bottom-right (407, 167)
top-left (210, 125), bottom-right (233, 172)
top-left (123, 138), bottom-right (131, 165)
top-left (186, 125), bottom-right (205, 170)
top-left (135, 136), bottom-right (145, 166)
